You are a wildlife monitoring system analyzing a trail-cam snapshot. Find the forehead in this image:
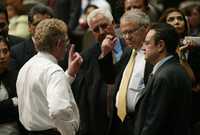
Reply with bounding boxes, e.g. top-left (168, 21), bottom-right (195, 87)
top-left (90, 14), bottom-right (110, 28)
top-left (120, 19), bottom-right (139, 30)
top-left (145, 29), bottom-right (156, 41)
top-left (167, 11), bottom-right (182, 18)
top-left (0, 41), bottom-right (8, 48)
top-left (125, 0), bottom-right (145, 7)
